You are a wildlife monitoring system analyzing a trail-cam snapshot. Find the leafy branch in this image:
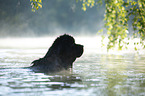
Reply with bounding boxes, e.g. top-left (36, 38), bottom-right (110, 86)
top-left (30, 0), bottom-right (42, 12)
top-left (30, 0), bottom-right (145, 51)
top-left (79, 0), bottom-right (145, 51)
